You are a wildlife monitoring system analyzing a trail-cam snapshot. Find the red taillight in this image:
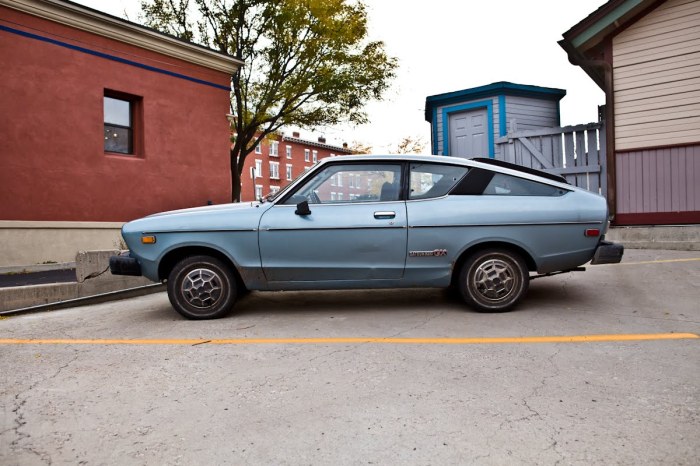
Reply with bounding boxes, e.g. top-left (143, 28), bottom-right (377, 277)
top-left (585, 228), bottom-right (601, 237)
